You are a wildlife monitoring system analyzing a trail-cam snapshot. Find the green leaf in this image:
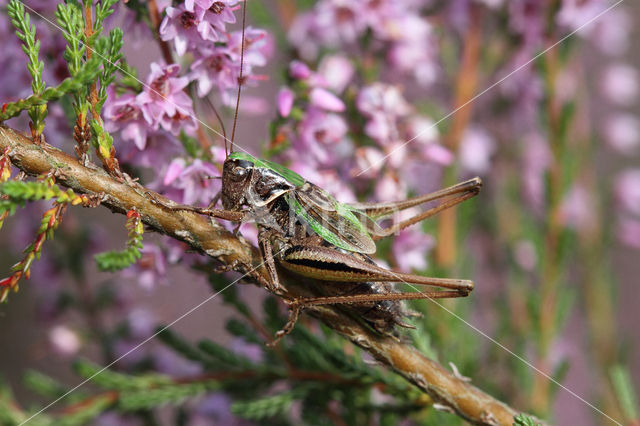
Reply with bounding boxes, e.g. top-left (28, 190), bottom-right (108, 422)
top-left (0, 55), bottom-right (104, 121)
top-left (513, 413), bottom-right (540, 426)
top-left (231, 388), bottom-right (310, 420)
top-left (73, 359), bottom-right (171, 391)
top-left (610, 365), bottom-right (639, 423)
top-left (197, 340), bottom-right (255, 370)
